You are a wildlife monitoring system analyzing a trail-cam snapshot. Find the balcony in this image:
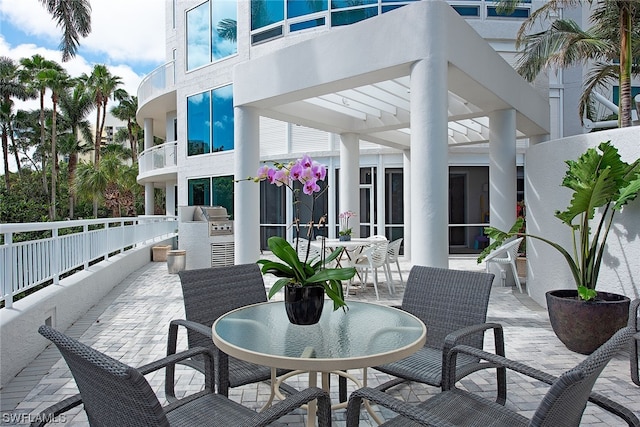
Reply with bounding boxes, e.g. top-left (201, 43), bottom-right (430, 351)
top-left (137, 141), bottom-right (178, 184)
